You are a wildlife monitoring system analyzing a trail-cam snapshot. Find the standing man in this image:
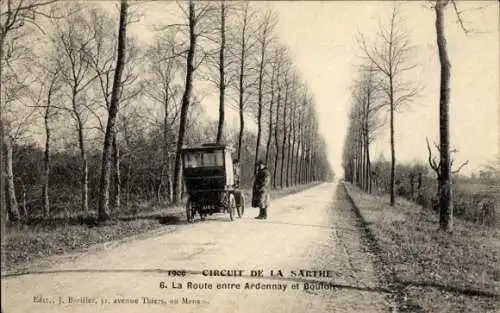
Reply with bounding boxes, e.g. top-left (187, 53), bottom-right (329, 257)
top-left (252, 160), bottom-right (270, 219)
